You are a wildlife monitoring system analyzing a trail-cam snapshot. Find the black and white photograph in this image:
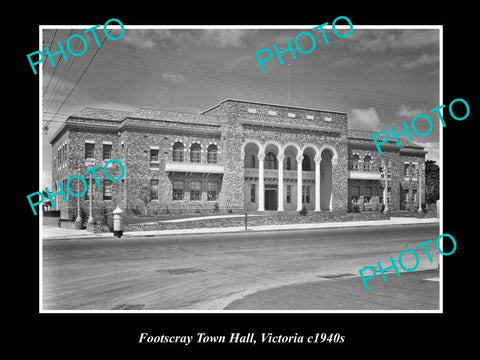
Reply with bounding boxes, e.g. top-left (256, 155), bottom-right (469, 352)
top-left (16, 5), bottom-right (476, 355)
